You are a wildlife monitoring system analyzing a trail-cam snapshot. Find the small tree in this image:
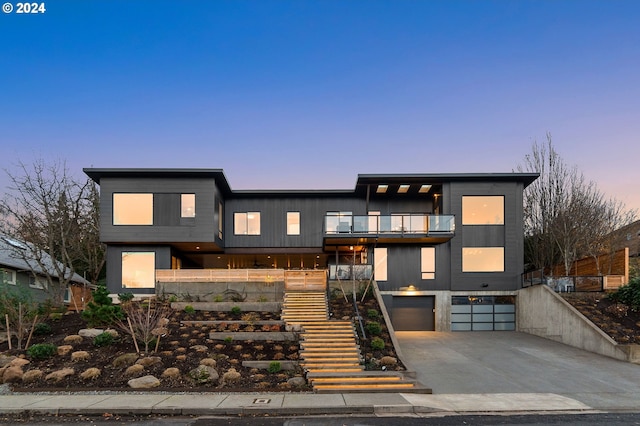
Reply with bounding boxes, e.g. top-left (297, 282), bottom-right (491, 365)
top-left (114, 299), bottom-right (172, 354)
top-left (0, 285), bottom-right (39, 350)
